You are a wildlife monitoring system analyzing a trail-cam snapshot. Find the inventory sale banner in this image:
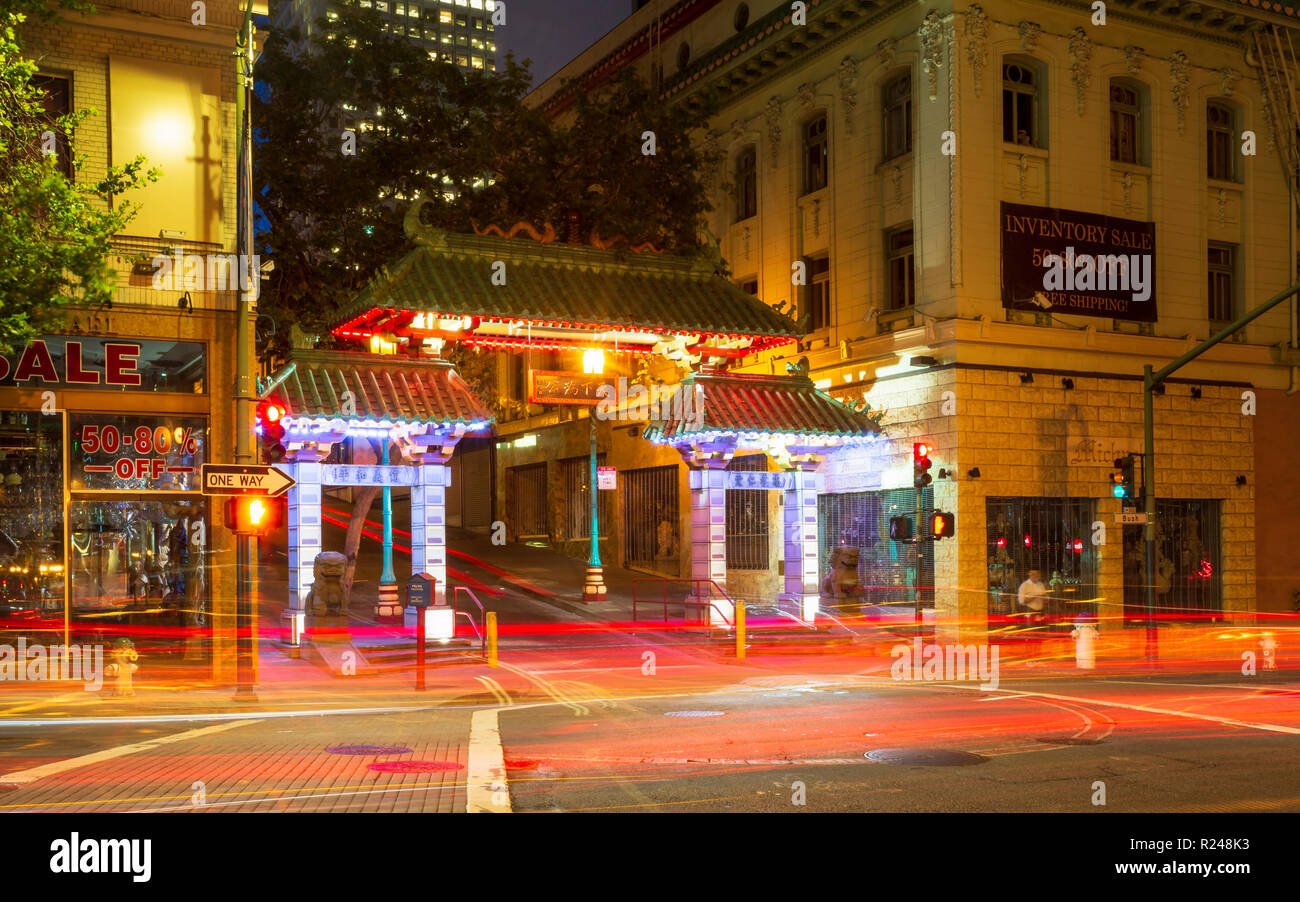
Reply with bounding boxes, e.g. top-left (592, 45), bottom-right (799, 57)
top-left (1000, 202), bottom-right (1157, 322)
